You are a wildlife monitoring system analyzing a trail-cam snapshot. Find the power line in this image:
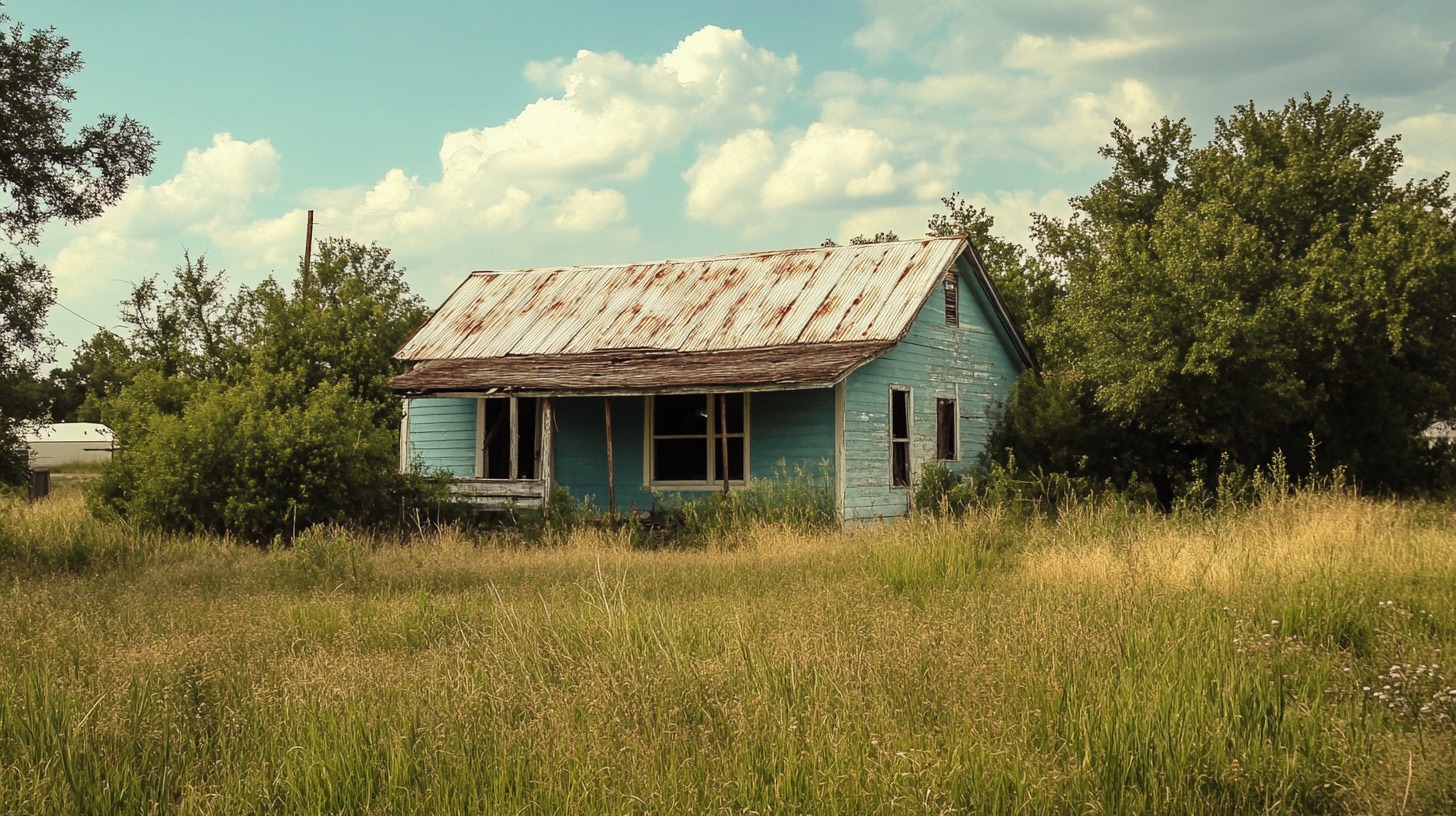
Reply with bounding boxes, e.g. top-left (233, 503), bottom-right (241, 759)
top-left (51, 300), bottom-right (117, 333)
